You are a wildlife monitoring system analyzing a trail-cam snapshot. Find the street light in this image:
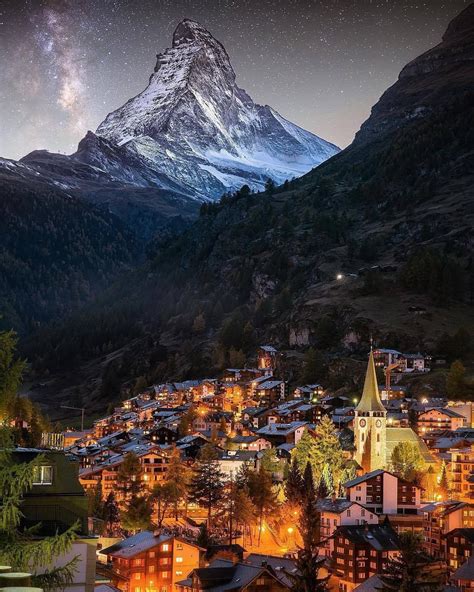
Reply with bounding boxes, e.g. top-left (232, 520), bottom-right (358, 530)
top-left (336, 273), bottom-right (344, 280)
top-left (61, 405), bottom-right (86, 432)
